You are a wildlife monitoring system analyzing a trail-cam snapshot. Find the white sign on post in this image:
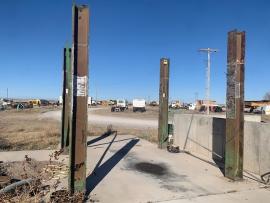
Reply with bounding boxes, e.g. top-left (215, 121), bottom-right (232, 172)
top-left (74, 76), bottom-right (88, 97)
